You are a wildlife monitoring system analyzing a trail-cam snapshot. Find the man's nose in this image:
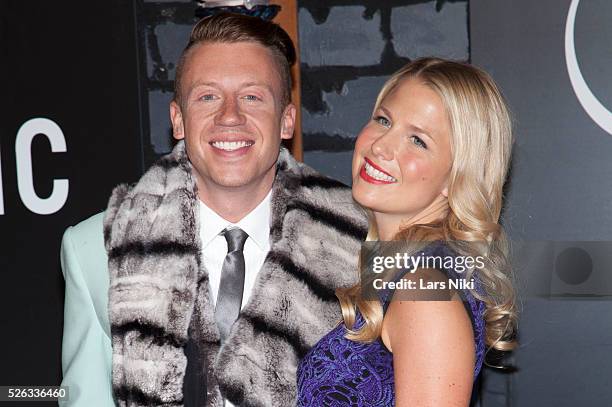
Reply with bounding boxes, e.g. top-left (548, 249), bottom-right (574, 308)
top-left (371, 132), bottom-right (395, 161)
top-left (215, 98), bottom-right (245, 126)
